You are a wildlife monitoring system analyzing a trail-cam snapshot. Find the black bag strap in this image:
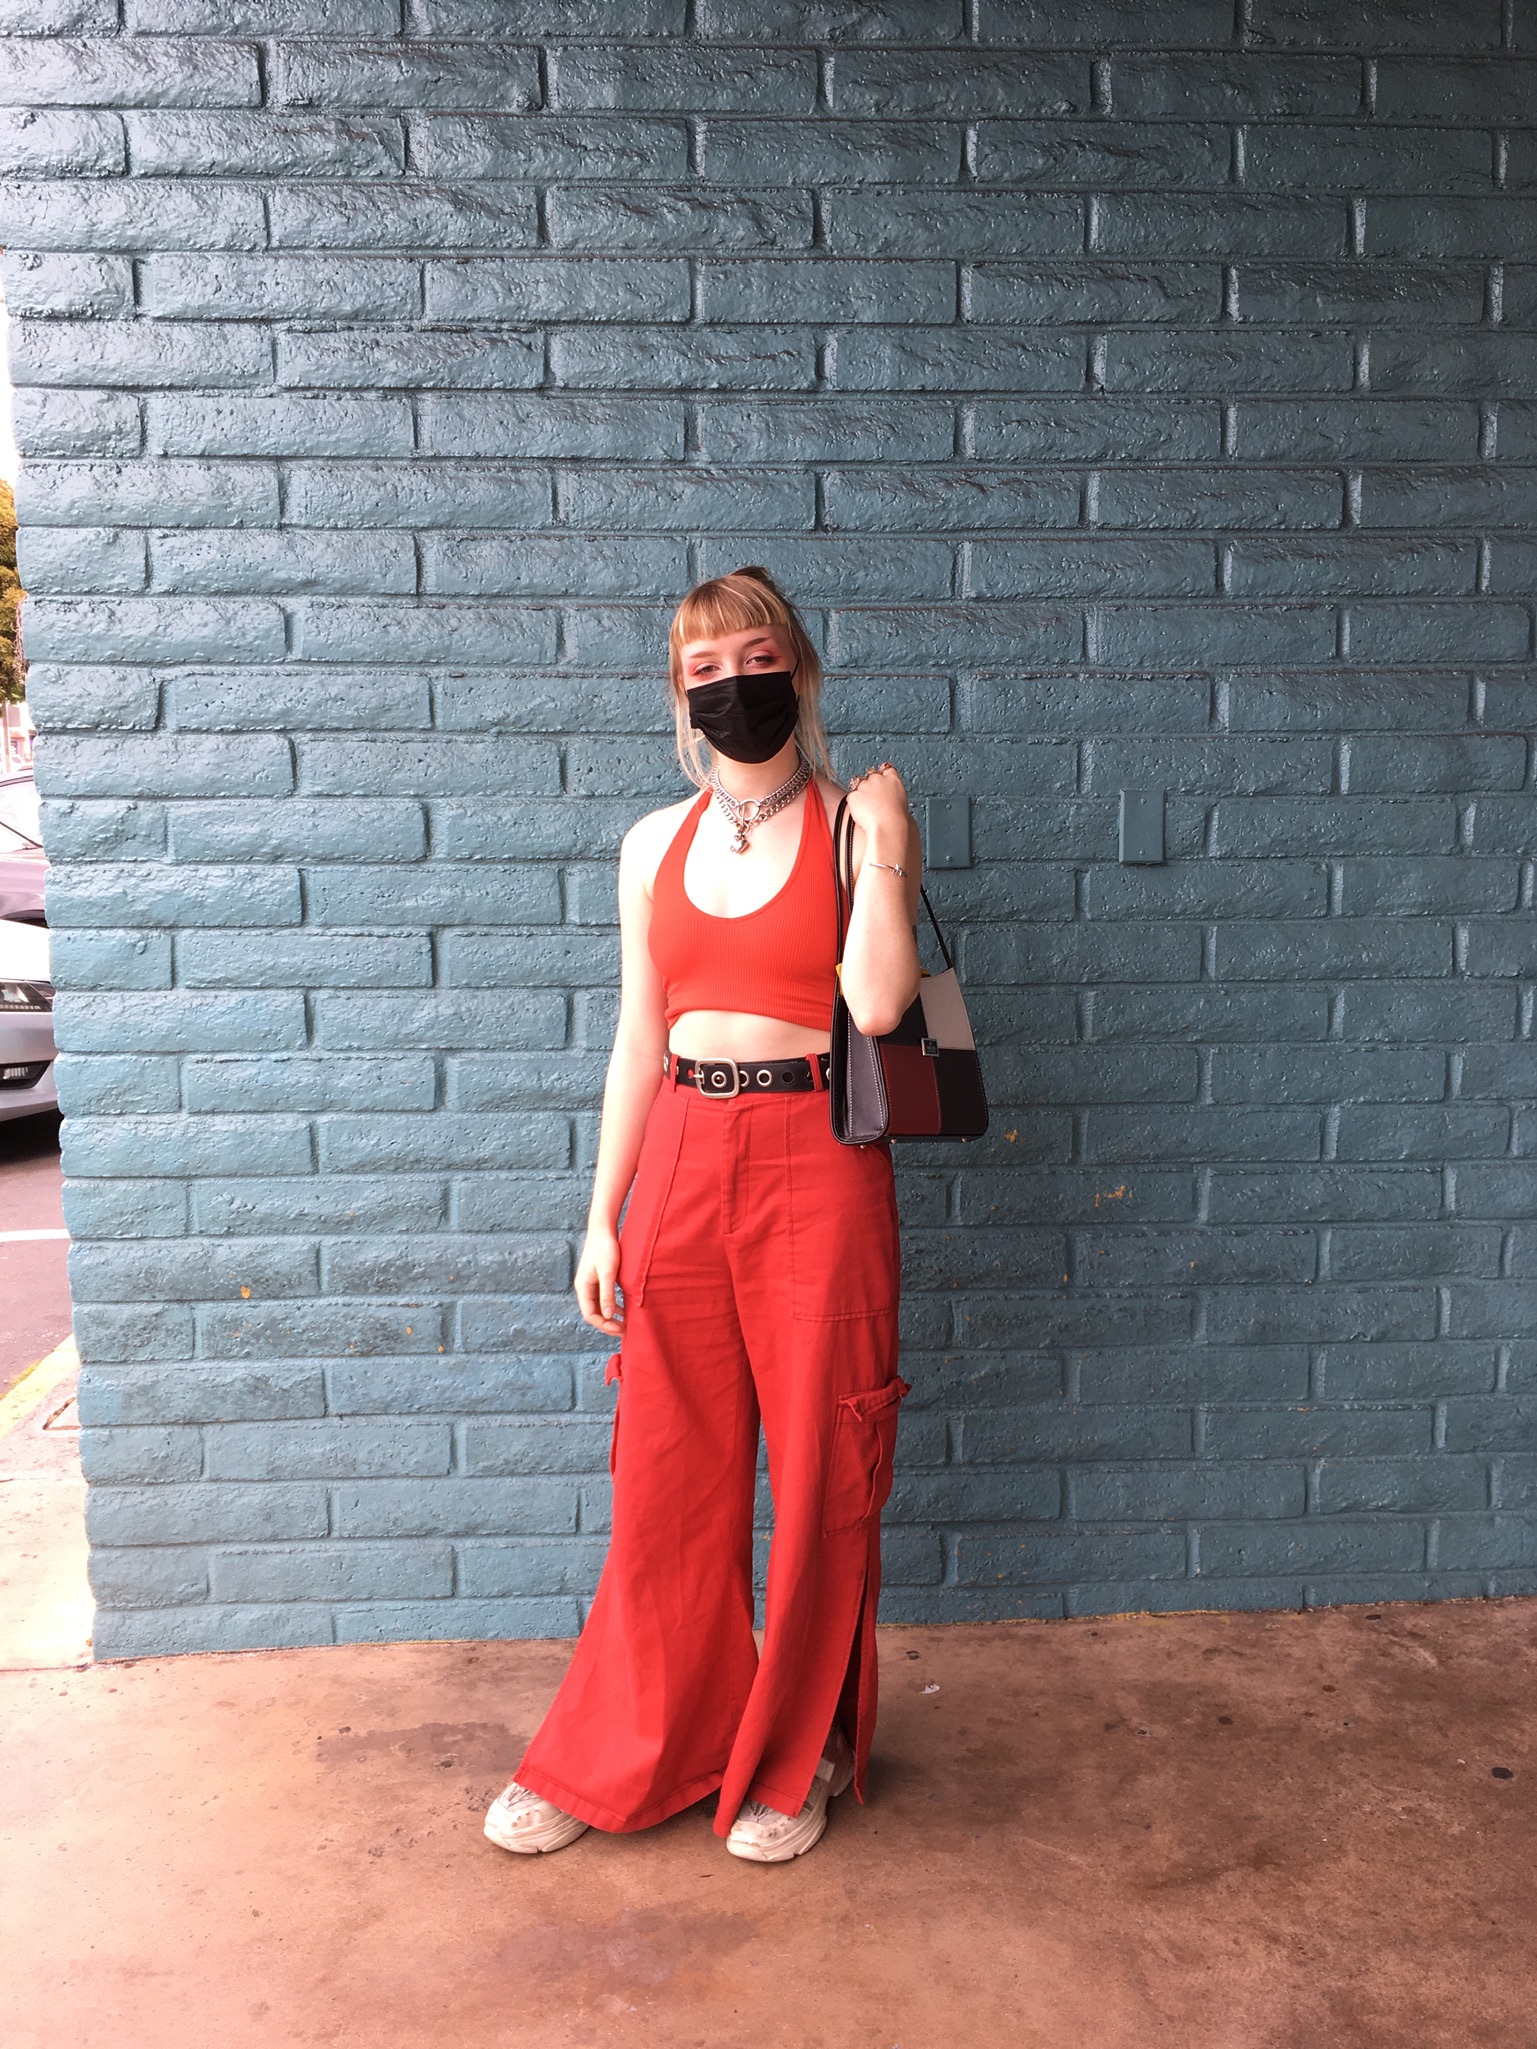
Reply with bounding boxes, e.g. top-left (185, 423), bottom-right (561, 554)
top-left (832, 794), bottom-right (955, 973)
